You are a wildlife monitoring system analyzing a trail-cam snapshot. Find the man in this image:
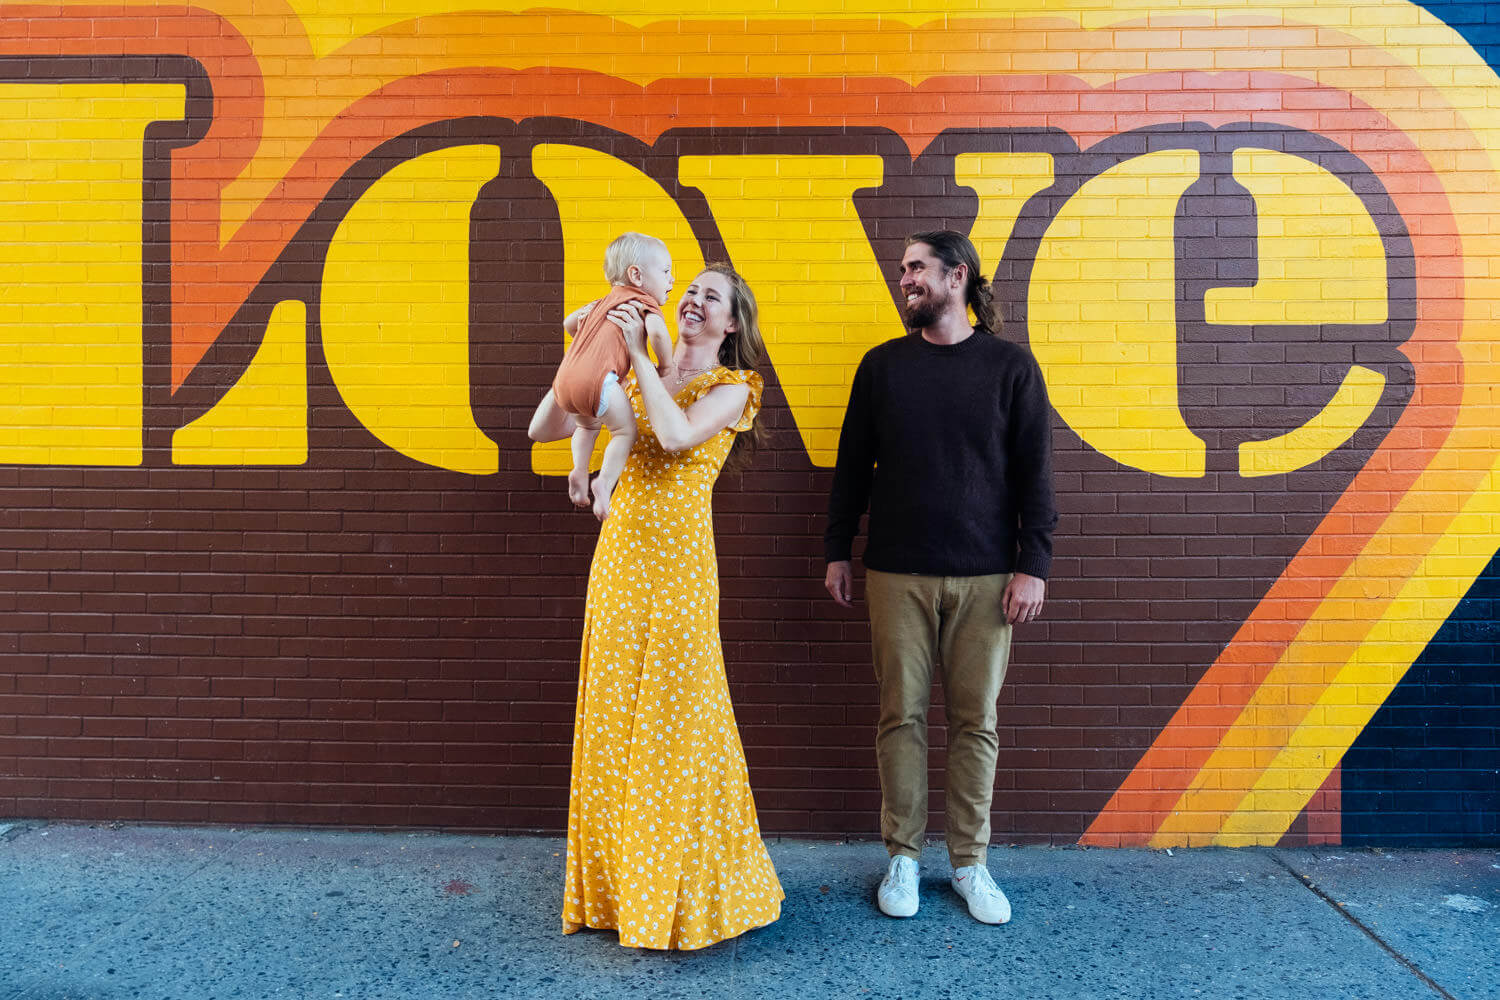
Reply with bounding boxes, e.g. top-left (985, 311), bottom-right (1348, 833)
top-left (823, 231), bottom-right (1056, 925)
